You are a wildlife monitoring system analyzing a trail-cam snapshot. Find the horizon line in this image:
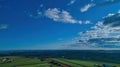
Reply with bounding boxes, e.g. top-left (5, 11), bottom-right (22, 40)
top-left (1, 48), bottom-right (120, 51)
